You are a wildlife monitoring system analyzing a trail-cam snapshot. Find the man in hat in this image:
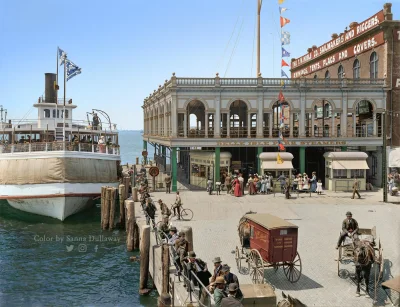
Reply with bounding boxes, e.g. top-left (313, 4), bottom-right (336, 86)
top-left (144, 197), bottom-right (157, 229)
top-left (171, 191), bottom-right (182, 219)
top-left (174, 238), bottom-right (188, 276)
top-left (167, 226), bottom-right (179, 246)
top-left (158, 215), bottom-right (170, 239)
top-left (225, 174), bottom-right (232, 195)
top-left (212, 276), bottom-right (227, 307)
top-left (221, 283), bottom-right (243, 307)
top-left (351, 177), bottom-right (361, 199)
top-left (221, 265), bottom-right (242, 300)
top-left (186, 251), bottom-right (211, 298)
top-left (164, 173), bottom-right (172, 194)
top-left (336, 211), bottom-right (359, 249)
top-left (158, 199), bottom-right (171, 218)
top-left (211, 257), bottom-right (223, 283)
